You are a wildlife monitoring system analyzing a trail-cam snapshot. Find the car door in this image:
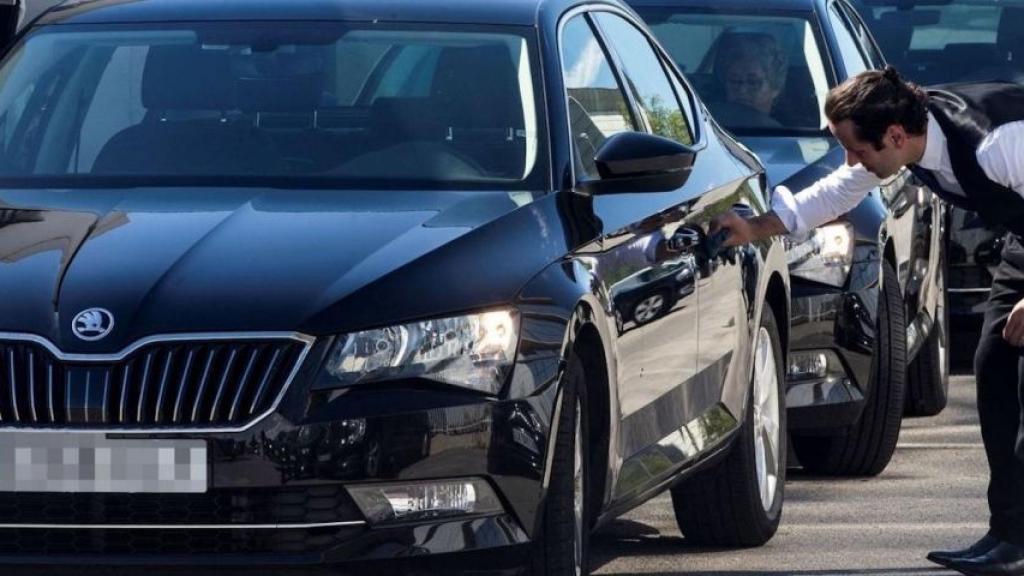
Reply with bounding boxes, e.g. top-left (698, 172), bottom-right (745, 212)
top-left (598, 9), bottom-right (767, 433)
top-left (558, 11), bottom-right (652, 423)
top-left (588, 11), bottom-right (704, 463)
top-left (559, 10), bottom-right (703, 469)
